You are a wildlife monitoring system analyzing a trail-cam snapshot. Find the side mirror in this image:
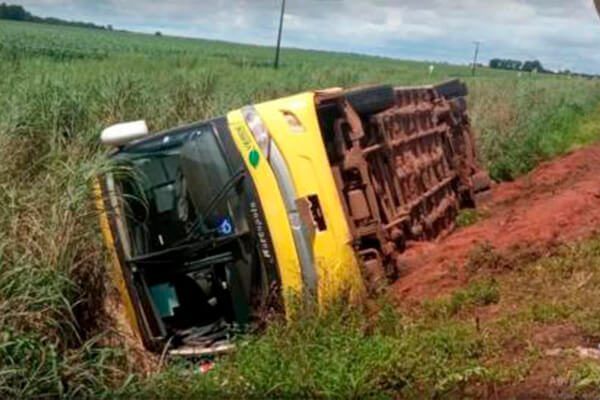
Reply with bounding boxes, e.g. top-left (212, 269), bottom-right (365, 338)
top-left (101, 120), bottom-right (149, 147)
